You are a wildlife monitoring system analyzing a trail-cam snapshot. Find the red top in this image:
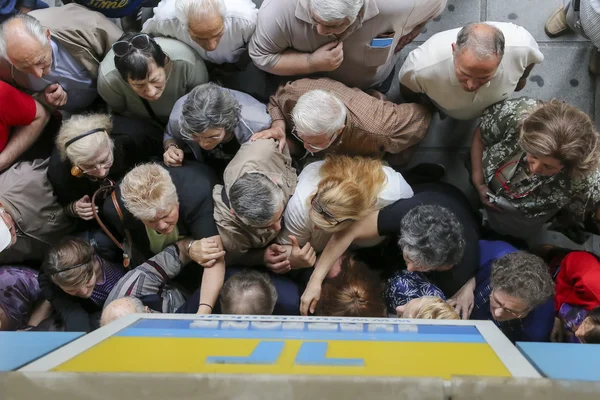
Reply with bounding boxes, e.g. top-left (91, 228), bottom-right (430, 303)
top-left (555, 251), bottom-right (600, 312)
top-left (0, 81), bottom-right (37, 152)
